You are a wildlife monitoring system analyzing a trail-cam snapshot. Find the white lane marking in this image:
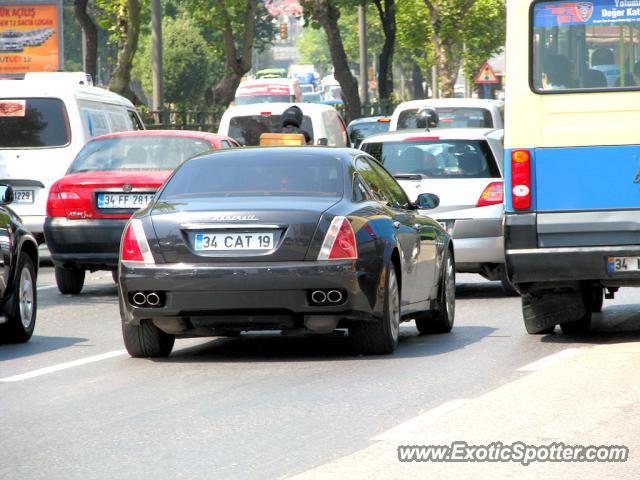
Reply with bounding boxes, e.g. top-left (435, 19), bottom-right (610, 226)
top-left (0, 350), bottom-right (127, 382)
top-left (518, 348), bottom-right (584, 372)
top-left (372, 399), bottom-right (468, 442)
top-left (37, 285), bottom-right (59, 291)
